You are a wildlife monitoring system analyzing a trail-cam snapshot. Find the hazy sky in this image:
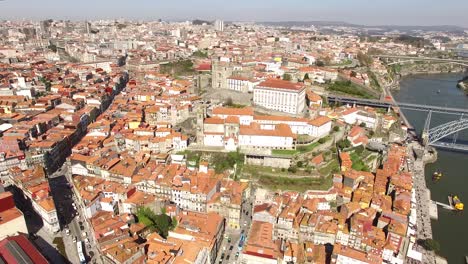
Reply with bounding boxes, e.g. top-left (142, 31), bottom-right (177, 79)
top-left (1, 0), bottom-right (467, 27)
